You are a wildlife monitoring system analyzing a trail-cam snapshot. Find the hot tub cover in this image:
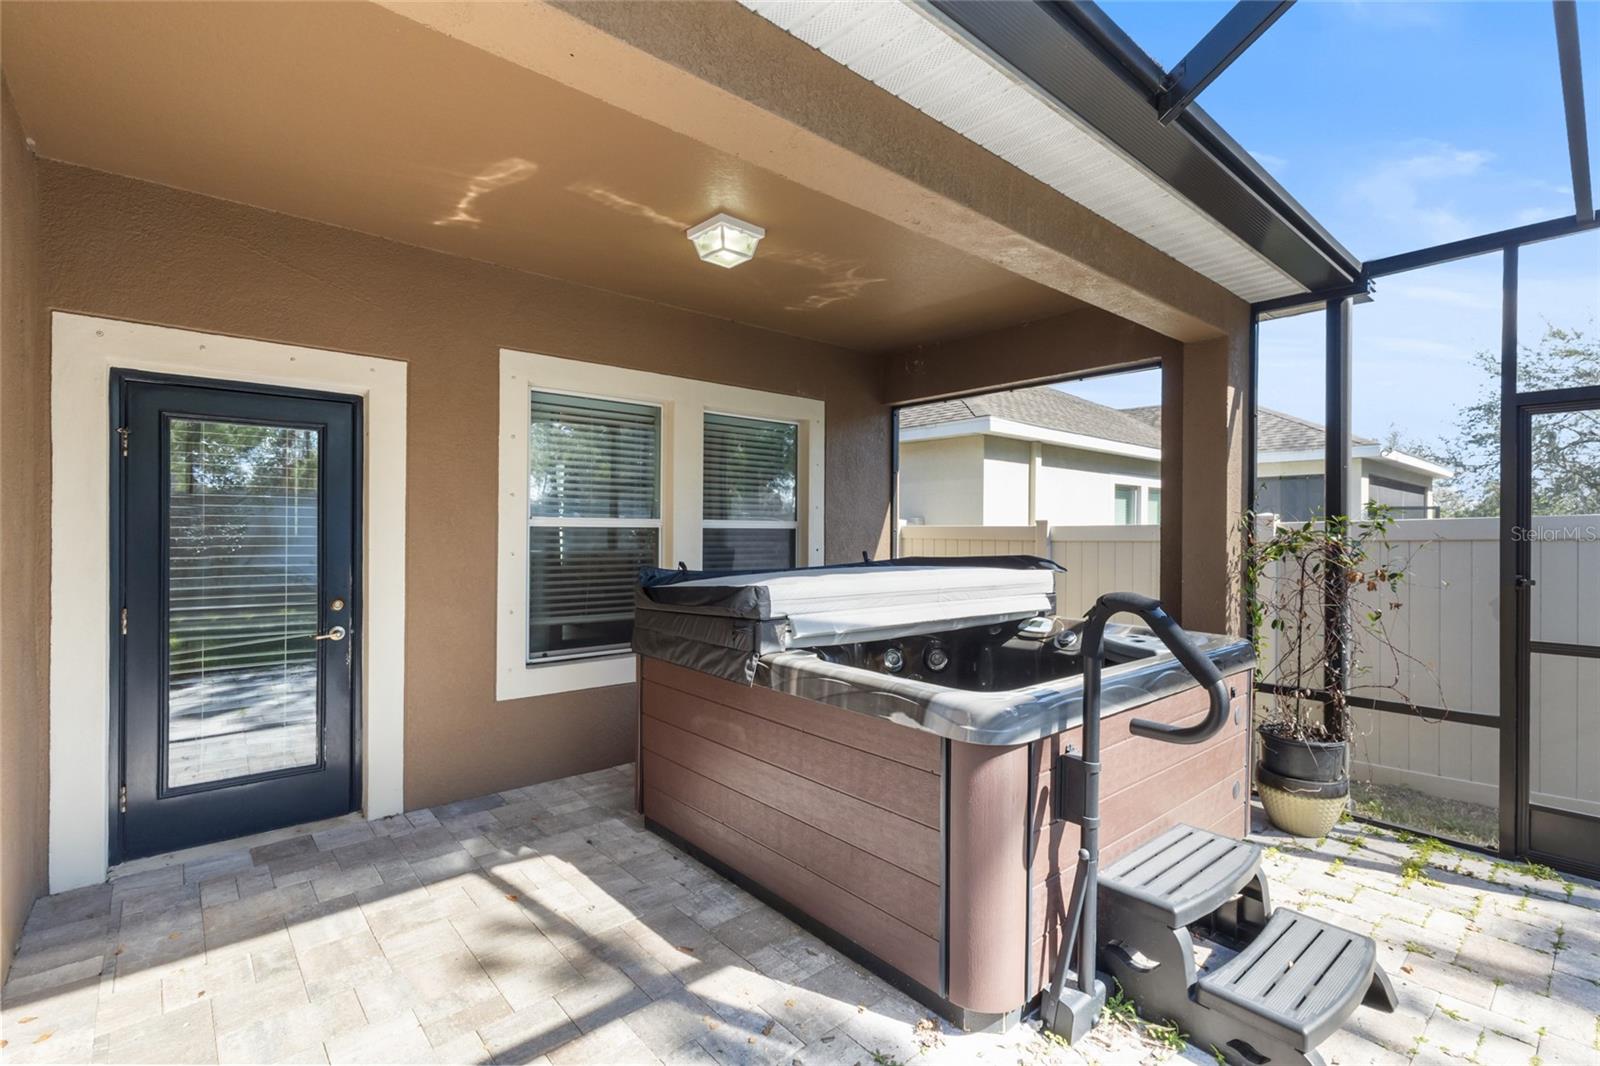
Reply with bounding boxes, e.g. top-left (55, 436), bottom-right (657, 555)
top-left (633, 556), bottom-right (1061, 683)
